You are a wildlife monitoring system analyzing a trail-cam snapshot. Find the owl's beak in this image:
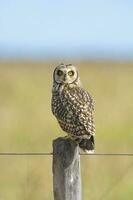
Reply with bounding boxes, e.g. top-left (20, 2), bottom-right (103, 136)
top-left (63, 74), bottom-right (67, 82)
